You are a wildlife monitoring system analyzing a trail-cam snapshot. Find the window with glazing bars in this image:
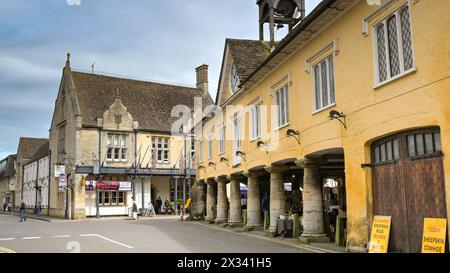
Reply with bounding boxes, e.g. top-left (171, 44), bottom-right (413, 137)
top-left (199, 141), bottom-right (204, 162)
top-left (250, 103), bottom-right (261, 139)
top-left (107, 134), bottom-right (128, 161)
top-left (219, 127), bottom-right (225, 154)
top-left (407, 132), bottom-right (441, 157)
top-left (208, 135), bottom-right (213, 159)
top-left (151, 137), bottom-right (170, 164)
top-left (374, 6), bottom-right (413, 84)
top-left (373, 138), bottom-right (400, 164)
top-left (275, 85), bottom-right (289, 128)
top-left (313, 55), bottom-right (335, 111)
